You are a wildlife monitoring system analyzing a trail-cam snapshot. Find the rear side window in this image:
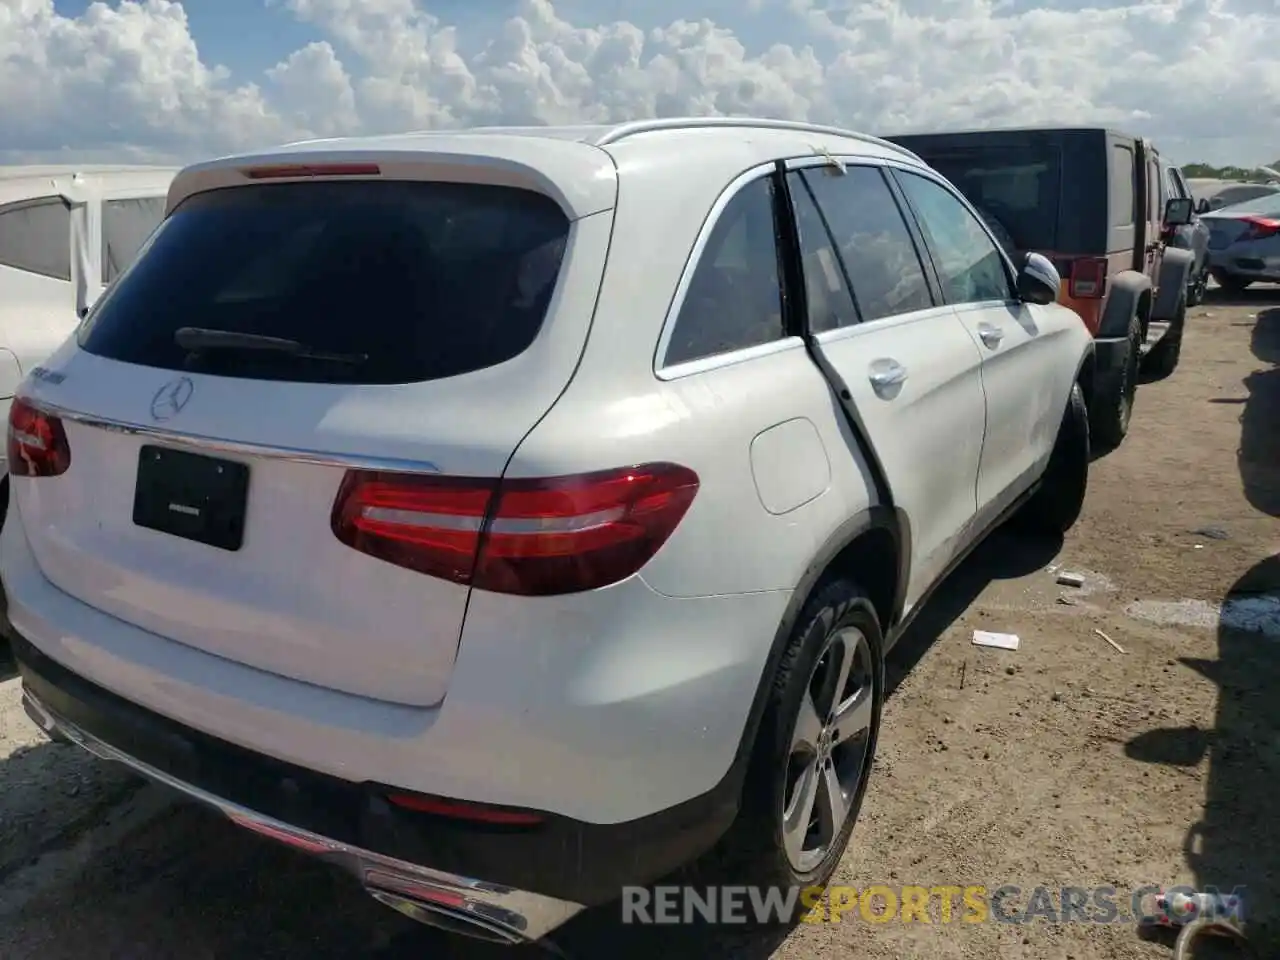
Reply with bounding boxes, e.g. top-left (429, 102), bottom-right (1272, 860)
top-left (0, 198), bottom-right (71, 281)
top-left (664, 177), bottom-right (785, 366)
top-left (1111, 146), bottom-right (1135, 226)
top-left (78, 181), bottom-right (570, 384)
top-left (912, 147), bottom-right (1061, 254)
top-left (801, 165), bottom-right (934, 323)
top-left (102, 196), bottom-right (167, 284)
